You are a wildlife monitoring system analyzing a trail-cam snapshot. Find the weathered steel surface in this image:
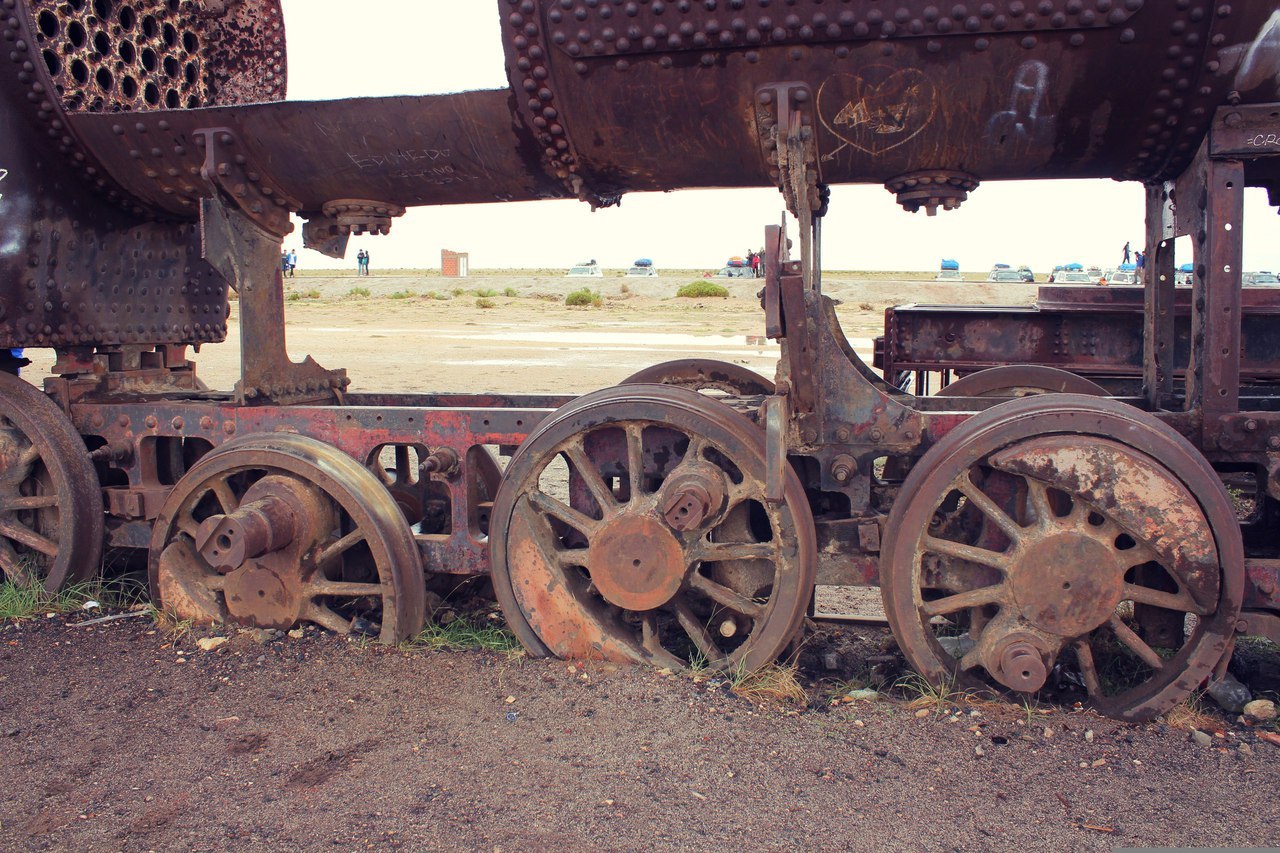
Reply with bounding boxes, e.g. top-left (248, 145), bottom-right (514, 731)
top-left (489, 384), bottom-right (816, 673)
top-left (880, 394), bottom-right (1244, 721)
top-left (879, 286), bottom-right (1280, 384)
